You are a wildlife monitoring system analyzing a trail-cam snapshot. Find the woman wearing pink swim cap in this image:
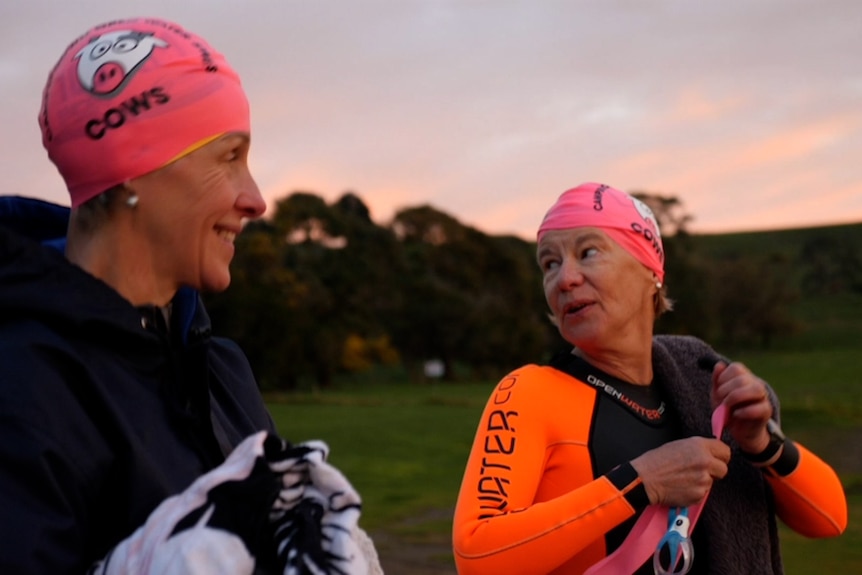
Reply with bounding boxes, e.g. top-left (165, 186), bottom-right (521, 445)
top-left (0, 17), bottom-right (379, 575)
top-left (453, 183), bottom-right (847, 574)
